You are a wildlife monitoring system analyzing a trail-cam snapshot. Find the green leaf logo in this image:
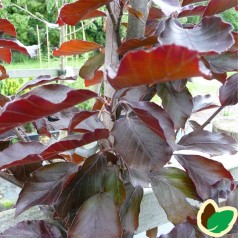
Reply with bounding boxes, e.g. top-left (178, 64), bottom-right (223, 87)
top-left (197, 199), bottom-right (237, 237)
